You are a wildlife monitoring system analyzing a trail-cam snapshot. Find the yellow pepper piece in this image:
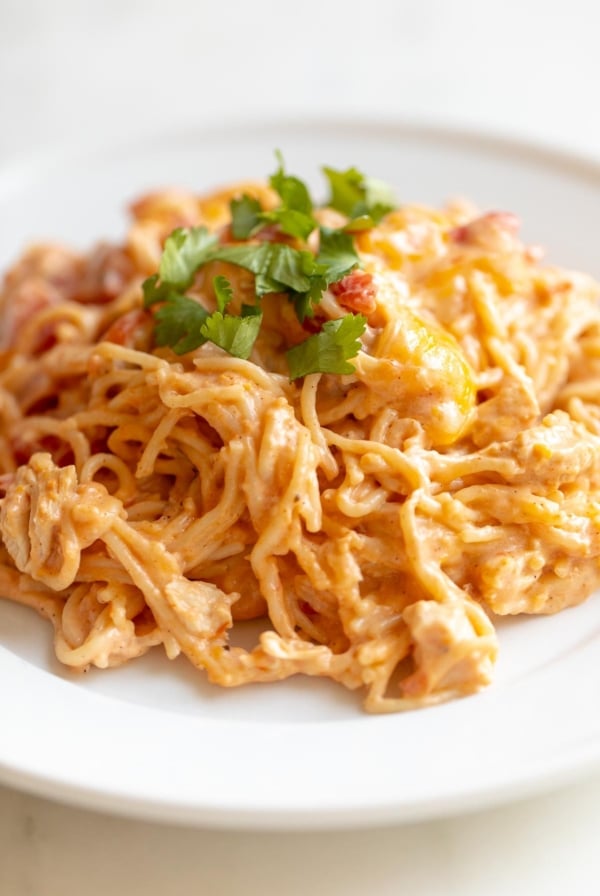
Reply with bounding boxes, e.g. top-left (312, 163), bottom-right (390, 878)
top-left (355, 306), bottom-right (476, 447)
